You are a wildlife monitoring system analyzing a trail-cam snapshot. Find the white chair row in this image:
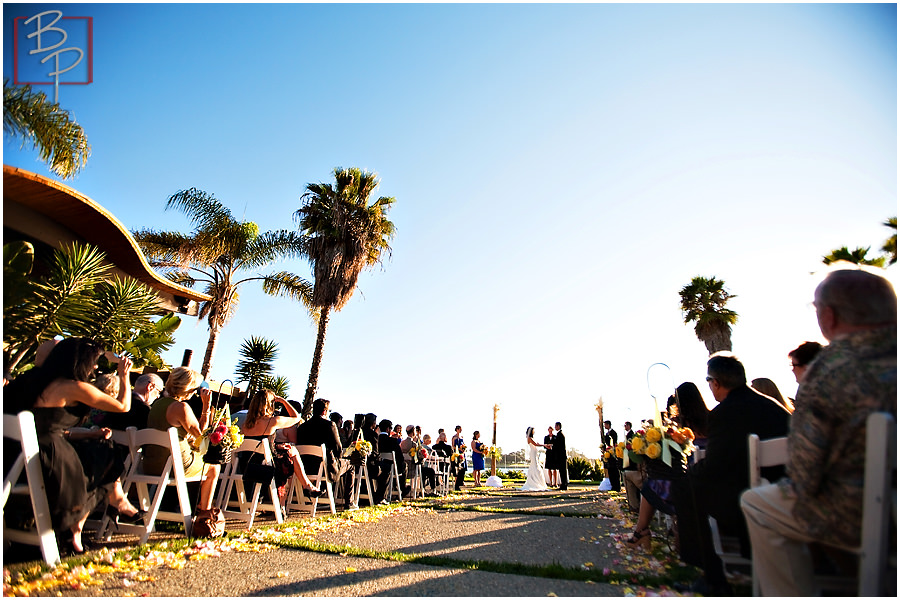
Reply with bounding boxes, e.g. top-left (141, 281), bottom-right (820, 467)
top-left (282, 444), bottom-right (336, 518)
